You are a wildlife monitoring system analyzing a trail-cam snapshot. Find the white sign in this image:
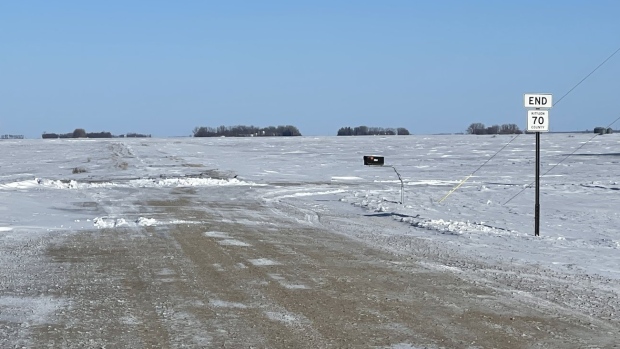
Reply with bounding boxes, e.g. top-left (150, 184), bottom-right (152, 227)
top-left (527, 110), bottom-right (549, 132)
top-left (524, 93), bottom-right (553, 109)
